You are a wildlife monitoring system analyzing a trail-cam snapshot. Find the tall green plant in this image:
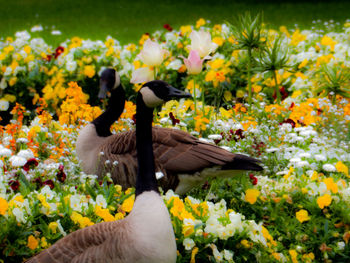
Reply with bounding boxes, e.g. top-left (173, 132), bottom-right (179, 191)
top-left (254, 36), bottom-right (293, 104)
top-left (314, 64), bottom-right (350, 104)
top-left (229, 12), bottom-right (265, 105)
